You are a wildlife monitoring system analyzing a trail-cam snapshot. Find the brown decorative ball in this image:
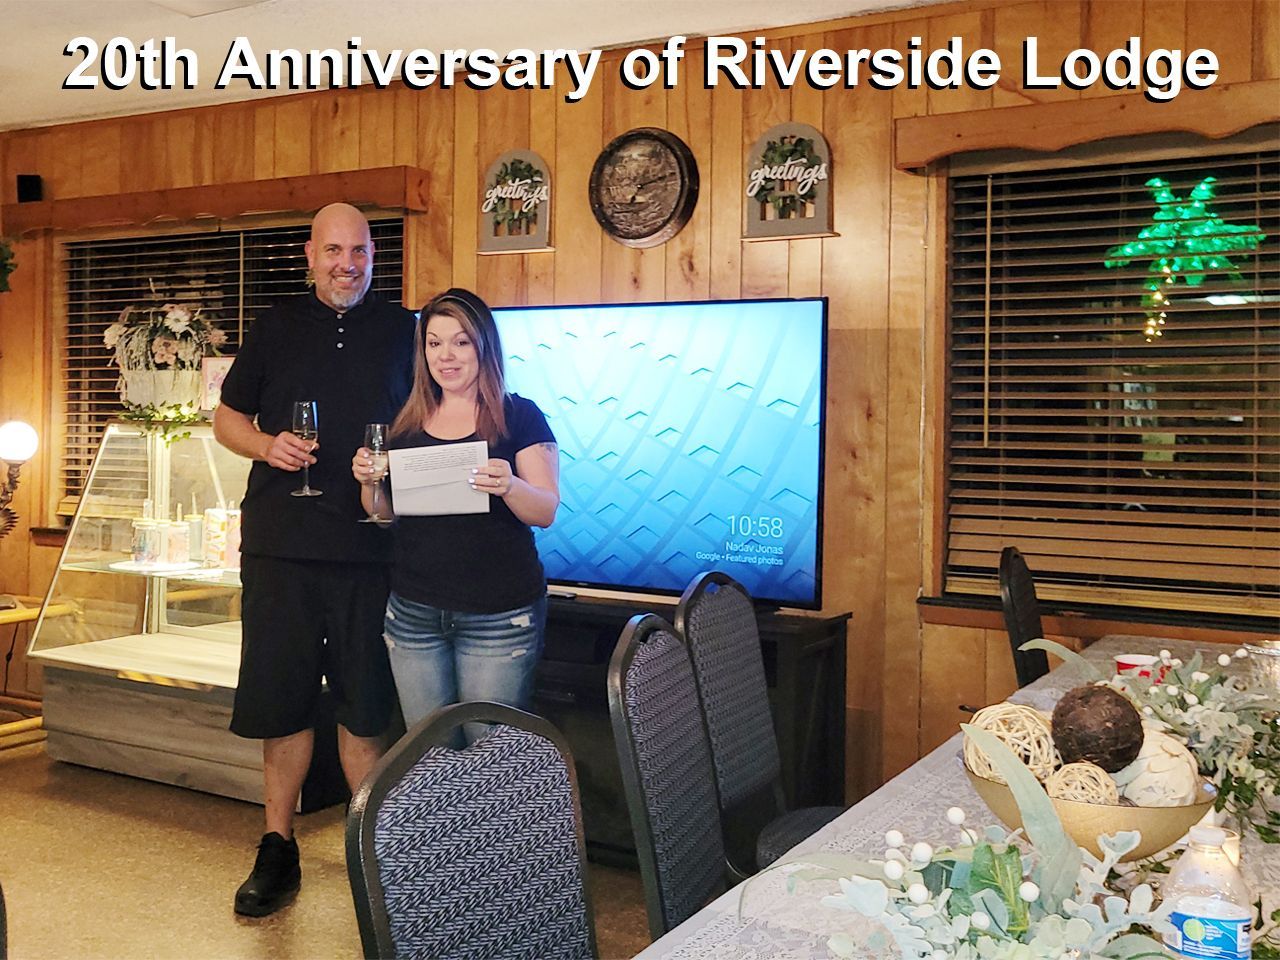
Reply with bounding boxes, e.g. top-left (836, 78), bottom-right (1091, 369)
top-left (1051, 684), bottom-right (1144, 772)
